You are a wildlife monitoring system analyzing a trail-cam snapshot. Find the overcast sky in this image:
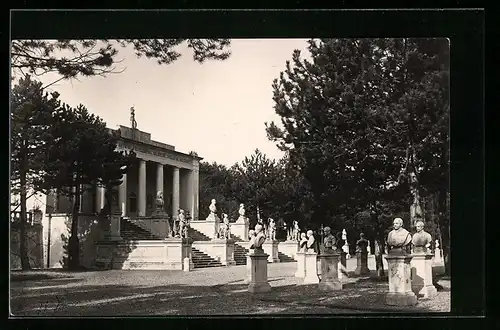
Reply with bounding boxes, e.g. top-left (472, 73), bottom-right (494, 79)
top-left (37, 39), bottom-right (311, 167)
